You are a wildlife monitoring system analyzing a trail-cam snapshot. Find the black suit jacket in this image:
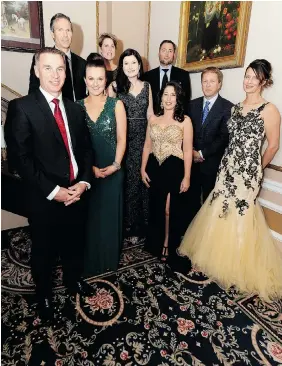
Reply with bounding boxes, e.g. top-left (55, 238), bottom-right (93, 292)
top-left (28, 52), bottom-right (87, 101)
top-left (143, 66), bottom-right (191, 114)
top-left (189, 95), bottom-right (233, 174)
top-left (4, 89), bottom-right (92, 212)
